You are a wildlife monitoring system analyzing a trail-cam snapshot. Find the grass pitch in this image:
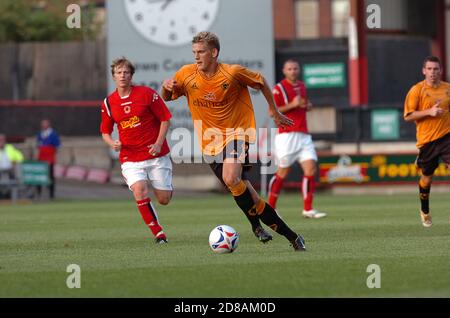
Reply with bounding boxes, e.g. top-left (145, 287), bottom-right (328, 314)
top-left (0, 192), bottom-right (449, 297)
